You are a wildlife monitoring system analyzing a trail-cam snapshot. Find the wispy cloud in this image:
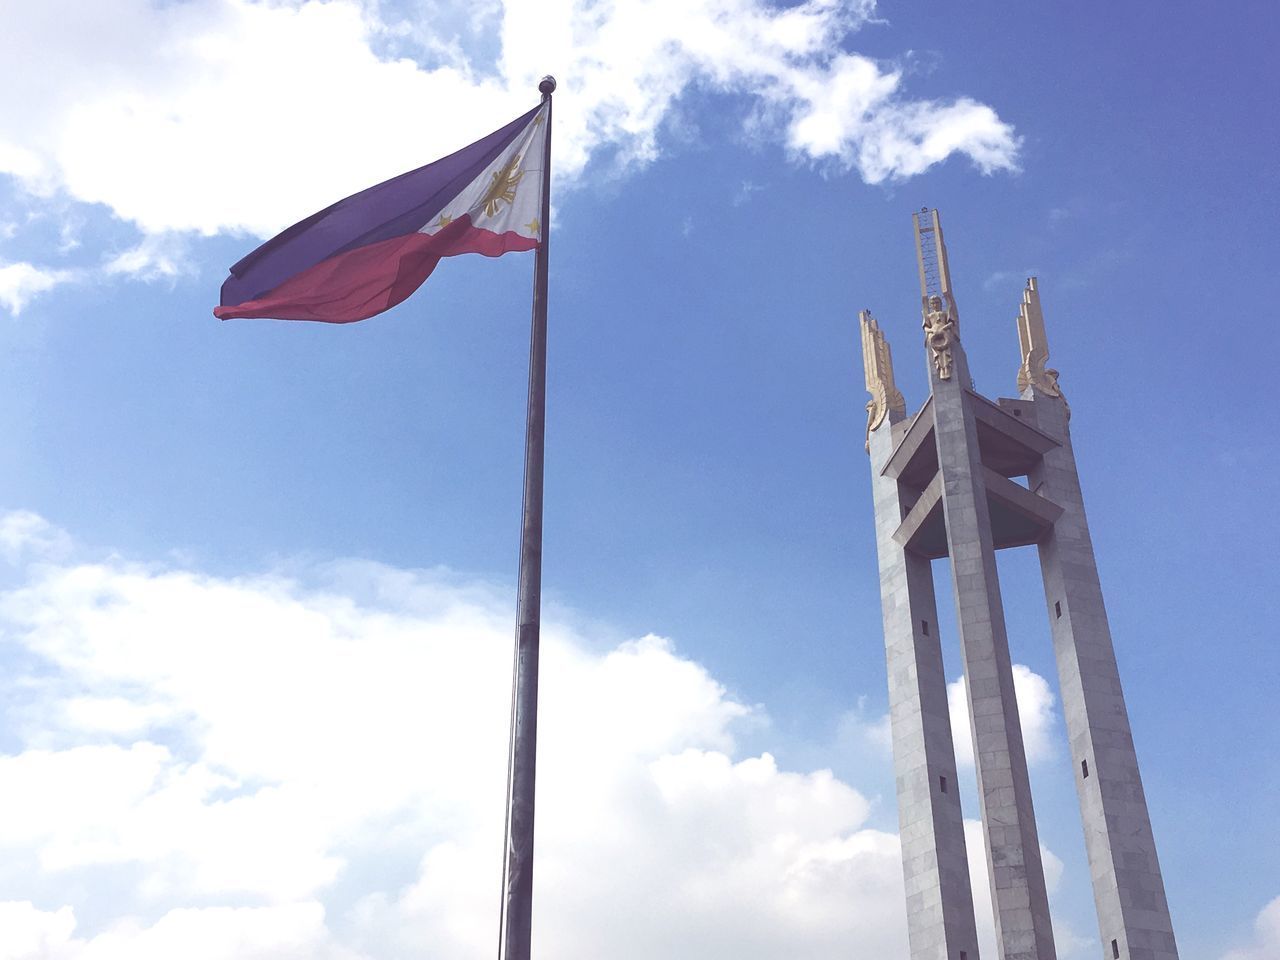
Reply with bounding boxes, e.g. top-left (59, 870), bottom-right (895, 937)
top-left (0, 260), bottom-right (75, 315)
top-left (0, 510), bottom-right (74, 562)
top-left (55, 217), bottom-right (82, 255)
top-left (733, 179), bottom-right (765, 206)
top-left (103, 234), bottom-right (195, 283)
top-left (0, 234), bottom-right (197, 314)
top-left (983, 268), bottom-right (1042, 293)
